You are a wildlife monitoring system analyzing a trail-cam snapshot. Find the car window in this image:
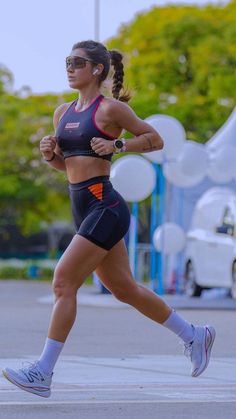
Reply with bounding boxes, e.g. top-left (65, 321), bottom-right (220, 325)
top-left (216, 206), bottom-right (235, 236)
